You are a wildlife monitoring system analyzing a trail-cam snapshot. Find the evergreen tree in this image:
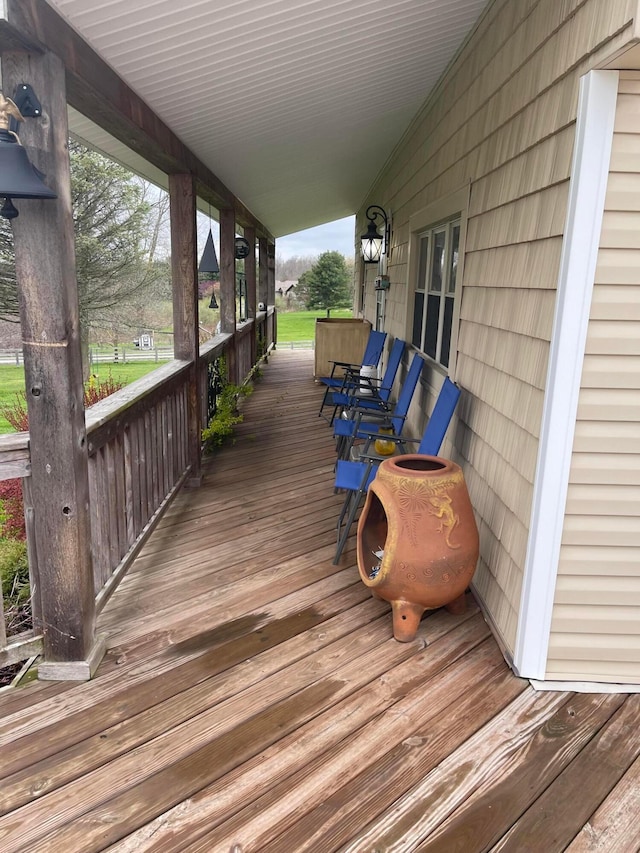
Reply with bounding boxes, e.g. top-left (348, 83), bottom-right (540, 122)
top-left (0, 141), bottom-right (169, 336)
top-left (301, 251), bottom-right (352, 316)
